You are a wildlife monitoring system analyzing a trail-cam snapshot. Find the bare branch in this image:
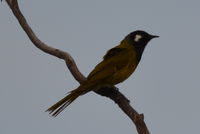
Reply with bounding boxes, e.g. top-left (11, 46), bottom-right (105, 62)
top-left (4, 0), bottom-right (150, 134)
top-left (96, 87), bottom-right (150, 134)
top-left (5, 0), bottom-right (86, 83)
